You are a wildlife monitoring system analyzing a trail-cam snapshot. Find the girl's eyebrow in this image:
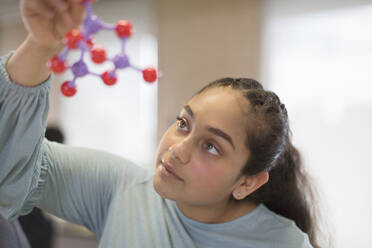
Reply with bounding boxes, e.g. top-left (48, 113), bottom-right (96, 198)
top-left (183, 105), bottom-right (235, 150)
top-left (183, 104), bottom-right (194, 118)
